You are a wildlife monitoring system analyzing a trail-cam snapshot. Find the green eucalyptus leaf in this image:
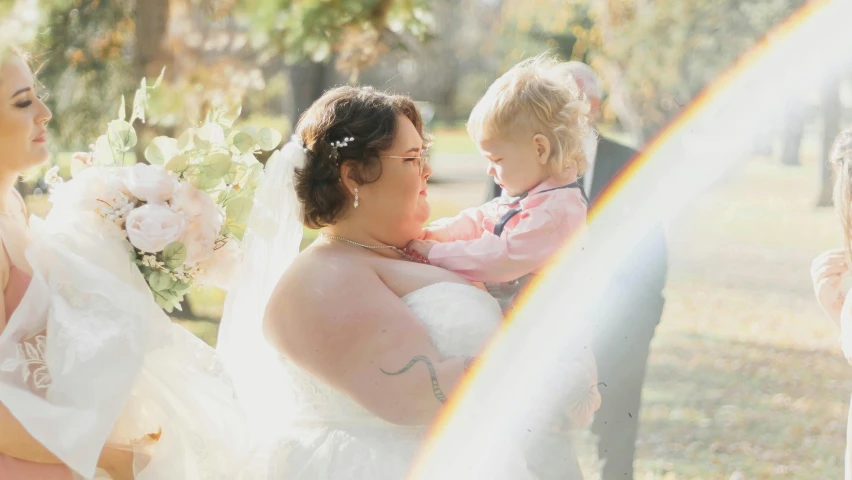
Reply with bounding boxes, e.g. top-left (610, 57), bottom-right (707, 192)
top-left (177, 129), bottom-right (195, 151)
top-left (201, 153), bottom-right (233, 178)
top-left (94, 135), bottom-right (117, 166)
top-left (191, 171), bottom-right (224, 191)
top-left (232, 131), bottom-right (255, 154)
top-left (227, 222), bottom-right (247, 241)
top-left (148, 270), bottom-right (176, 292)
top-left (172, 280), bottom-right (191, 296)
top-left (166, 154), bottom-right (190, 174)
top-left (152, 66), bottom-right (166, 89)
top-left (118, 95), bottom-right (126, 121)
top-left (107, 120), bottom-right (138, 152)
top-left (223, 163), bottom-right (240, 185)
top-left (161, 242), bottom-right (187, 269)
top-left (145, 136), bottom-right (179, 165)
top-left (154, 291), bottom-right (174, 312)
top-left (257, 127), bottom-right (283, 151)
top-left (196, 123), bottom-right (225, 144)
top-left (225, 196), bottom-right (253, 224)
